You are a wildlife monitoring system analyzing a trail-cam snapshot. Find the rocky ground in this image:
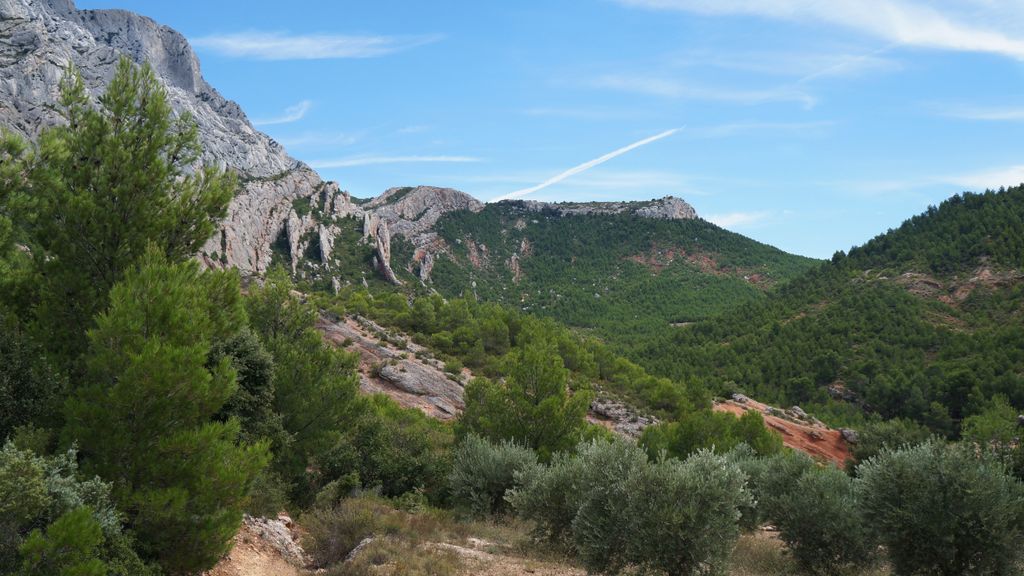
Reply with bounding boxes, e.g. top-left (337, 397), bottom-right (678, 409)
top-left (204, 515), bottom-right (851, 576)
top-left (317, 313), bottom-right (467, 420)
top-left (204, 516), bottom-right (307, 576)
top-left (316, 313), bottom-right (659, 438)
